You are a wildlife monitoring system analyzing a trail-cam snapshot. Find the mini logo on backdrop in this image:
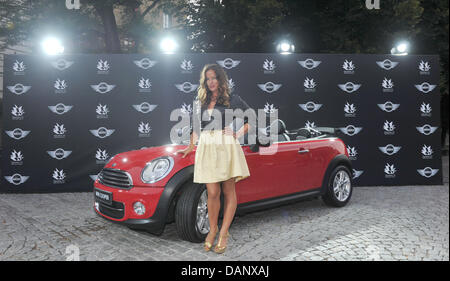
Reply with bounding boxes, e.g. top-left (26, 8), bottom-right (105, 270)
top-left (180, 103), bottom-right (192, 115)
top-left (54, 79), bottom-right (68, 93)
top-left (51, 58), bottom-right (74, 70)
top-left (47, 148), bottom-right (72, 160)
top-left (12, 60), bottom-right (26, 75)
top-left (347, 146), bottom-right (358, 160)
top-left (419, 60), bottom-right (431, 75)
top-left (96, 149), bottom-right (110, 164)
top-left (138, 122), bottom-right (152, 137)
top-left (132, 102), bottom-right (157, 113)
top-left (96, 104), bottom-right (110, 119)
top-left (263, 59), bottom-right (276, 74)
top-left (417, 167), bottom-right (439, 178)
top-left (379, 144), bottom-right (401, 155)
top-left (420, 102), bottom-right (432, 117)
top-left (91, 82), bottom-right (116, 94)
top-left (421, 145), bottom-right (433, 159)
top-left (298, 59), bottom-right (321, 69)
top-left (138, 78), bottom-right (152, 92)
top-left (175, 82), bottom-right (199, 94)
top-left (299, 102), bottom-right (322, 113)
top-left (11, 105), bottom-right (25, 120)
top-left (305, 121), bottom-right (317, 130)
top-left (416, 124), bottom-right (438, 135)
top-left (97, 59), bottom-right (110, 74)
top-left (217, 58), bottom-right (240, 69)
top-left (7, 83), bottom-right (31, 95)
top-left (228, 78), bottom-right (235, 92)
top-left (383, 121), bottom-right (396, 135)
top-left (49, 103), bottom-right (73, 115)
top-left (343, 60), bottom-right (355, 74)
top-left (133, 58), bottom-right (157, 69)
top-left (52, 168), bottom-right (66, 184)
top-left (344, 102), bottom-right (357, 117)
top-left (257, 82), bottom-right (282, 94)
top-left (90, 127), bottom-right (115, 138)
top-left (338, 82), bottom-right (361, 93)
top-left (5, 174), bottom-right (29, 186)
top-left (5, 128), bottom-right (31, 140)
top-left (384, 163), bottom-right (397, 178)
top-left (181, 59), bottom-right (194, 73)
top-left (415, 82), bottom-right (436, 94)
top-left (377, 101), bottom-right (400, 113)
top-left (10, 150), bottom-right (24, 165)
top-left (303, 78), bottom-right (317, 92)
top-left (376, 59), bottom-right (399, 70)
top-left (352, 169), bottom-right (364, 179)
top-left (339, 125), bottom-right (363, 136)
top-left (382, 78), bottom-right (394, 92)
top-left (53, 123), bottom-right (67, 138)
top-left (264, 102), bottom-right (278, 114)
